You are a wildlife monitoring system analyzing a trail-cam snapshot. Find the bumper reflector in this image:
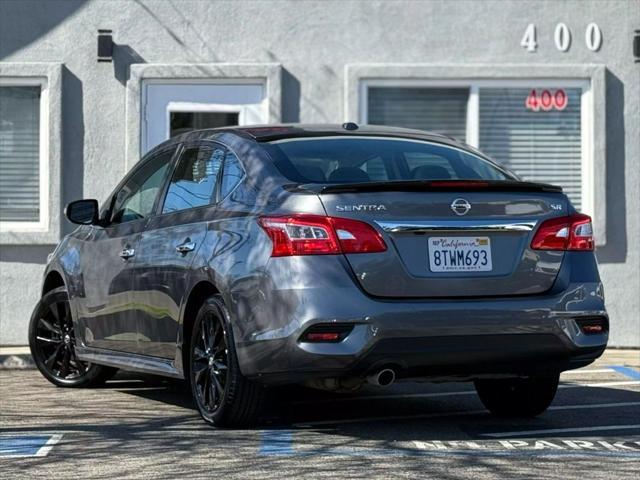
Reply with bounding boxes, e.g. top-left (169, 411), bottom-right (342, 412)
top-left (300, 323), bottom-right (355, 343)
top-left (576, 316), bottom-right (609, 335)
top-left (305, 332), bottom-right (341, 342)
